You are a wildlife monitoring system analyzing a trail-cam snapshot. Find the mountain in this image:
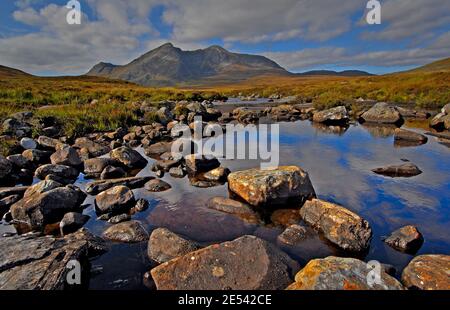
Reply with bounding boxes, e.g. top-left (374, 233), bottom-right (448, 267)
top-left (0, 65), bottom-right (31, 78)
top-left (86, 43), bottom-right (290, 86)
top-left (296, 70), bottom-right (373, 77)
top-left (406, 57), bottom-right (450, 73)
